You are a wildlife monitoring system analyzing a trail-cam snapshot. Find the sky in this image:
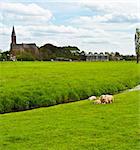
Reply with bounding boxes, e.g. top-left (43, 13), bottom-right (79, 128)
top-left (0, 0), bottom-right (140, 54)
